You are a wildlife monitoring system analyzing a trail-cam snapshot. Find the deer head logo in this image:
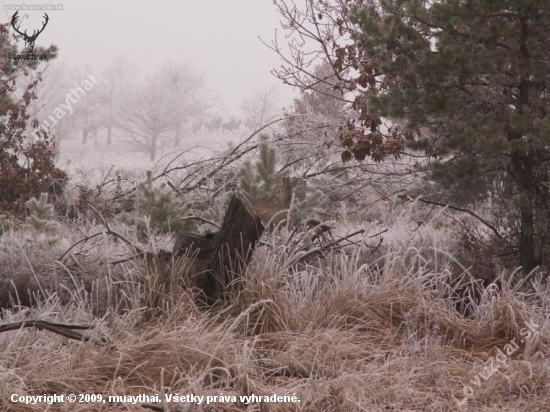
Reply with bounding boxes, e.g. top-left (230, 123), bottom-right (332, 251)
top-left (11, 11), bottom-right (49, 53)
